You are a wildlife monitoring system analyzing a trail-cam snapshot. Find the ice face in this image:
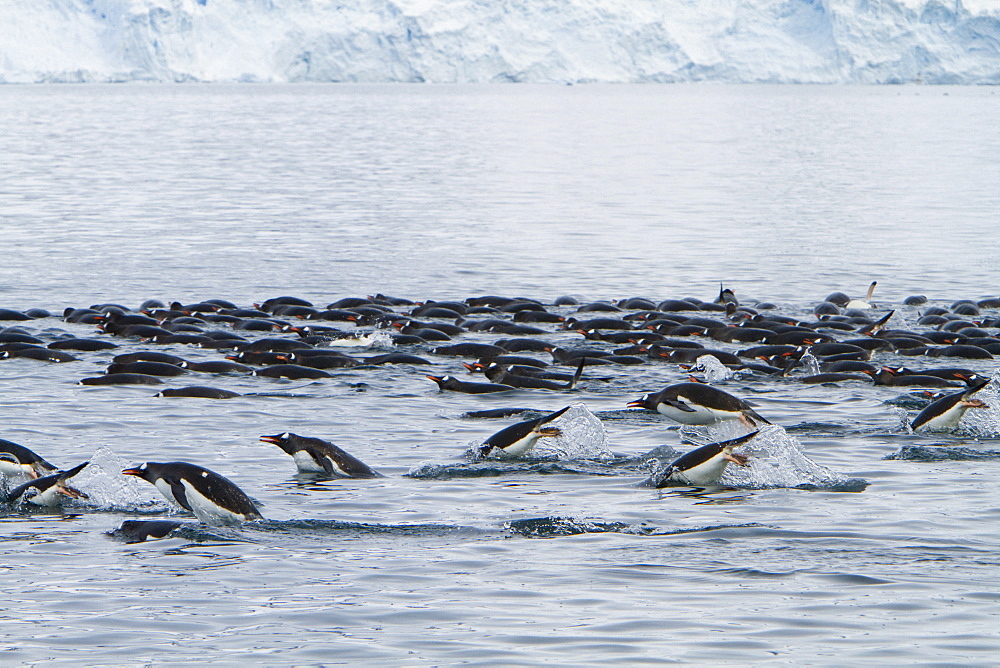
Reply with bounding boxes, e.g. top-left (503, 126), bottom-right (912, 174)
top-left (1, 0), bottom-right (998, 84)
